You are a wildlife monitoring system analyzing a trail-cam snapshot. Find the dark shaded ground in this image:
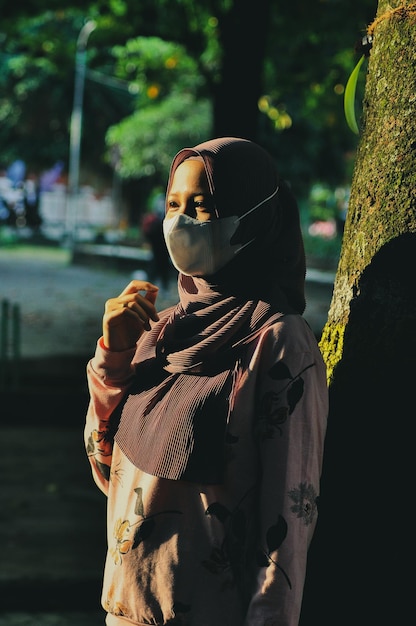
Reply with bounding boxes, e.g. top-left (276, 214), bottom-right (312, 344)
top-left (0, 245), bottom-right (334, 624)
